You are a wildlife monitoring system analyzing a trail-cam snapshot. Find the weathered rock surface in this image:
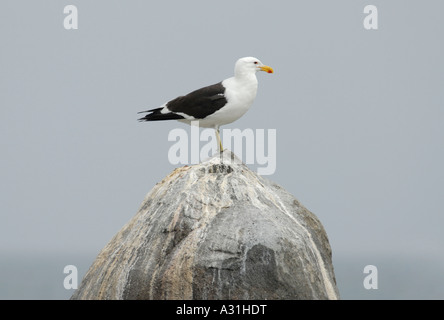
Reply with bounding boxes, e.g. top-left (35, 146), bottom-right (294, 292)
top-left (71, 151), bottom-right (339, 300)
